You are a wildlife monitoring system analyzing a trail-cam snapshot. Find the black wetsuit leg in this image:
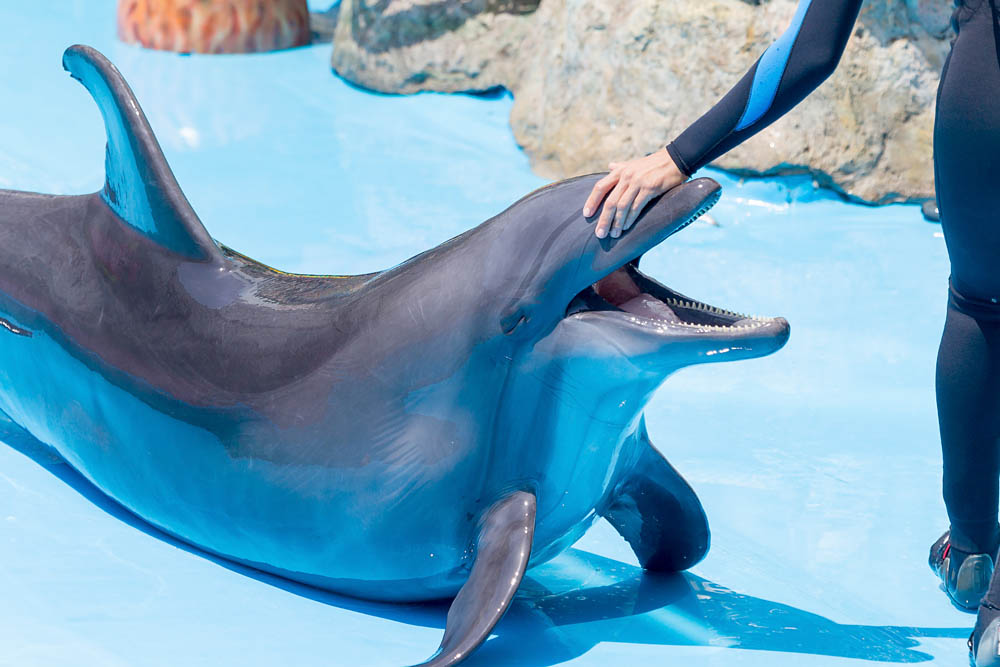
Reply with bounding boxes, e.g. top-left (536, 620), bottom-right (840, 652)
top-left (934, 0), bottom-right (1000, 559)
top-left (936, 304), bottom-right (1000, 556)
